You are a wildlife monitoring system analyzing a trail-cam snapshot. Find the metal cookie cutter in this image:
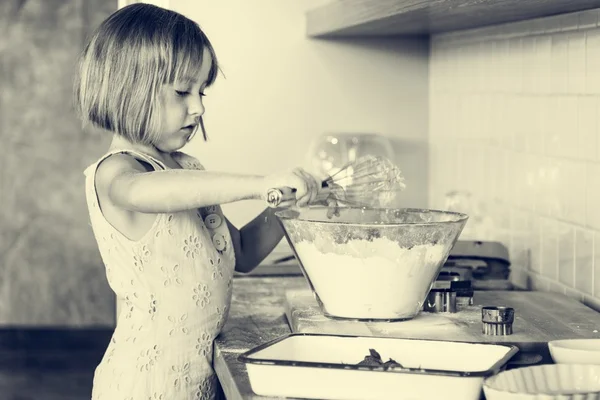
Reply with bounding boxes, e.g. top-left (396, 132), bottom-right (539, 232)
top-left (482, 306), bottom-right (515, 335)
top-left (423, 288), bottom-right (457, 313)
